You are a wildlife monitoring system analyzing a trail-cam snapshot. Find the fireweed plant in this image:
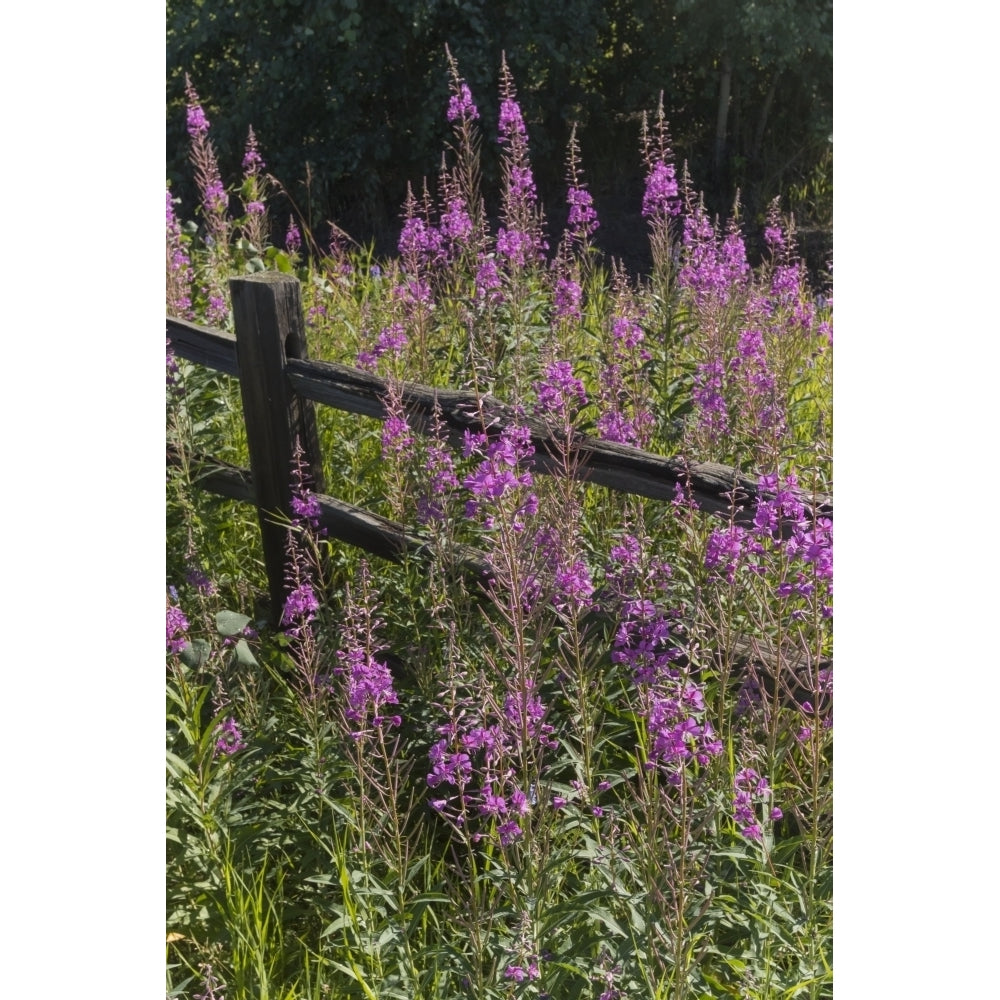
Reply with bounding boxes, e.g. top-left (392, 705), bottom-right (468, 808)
top-left (168, 55), bottom-right (832, 1000)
